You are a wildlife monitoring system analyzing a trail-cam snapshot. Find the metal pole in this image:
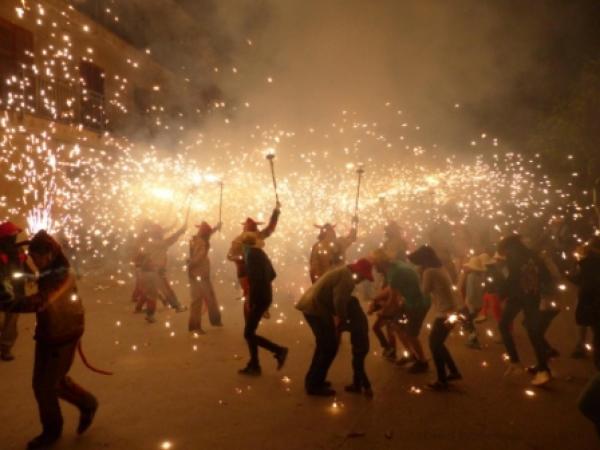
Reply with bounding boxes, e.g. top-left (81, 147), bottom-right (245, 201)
top-left (267, 154), bottom-right (279, 203)
top-left (218, 181), bottom-right (224, 226)
top-left (354, 166), bottom-right (365, 218)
